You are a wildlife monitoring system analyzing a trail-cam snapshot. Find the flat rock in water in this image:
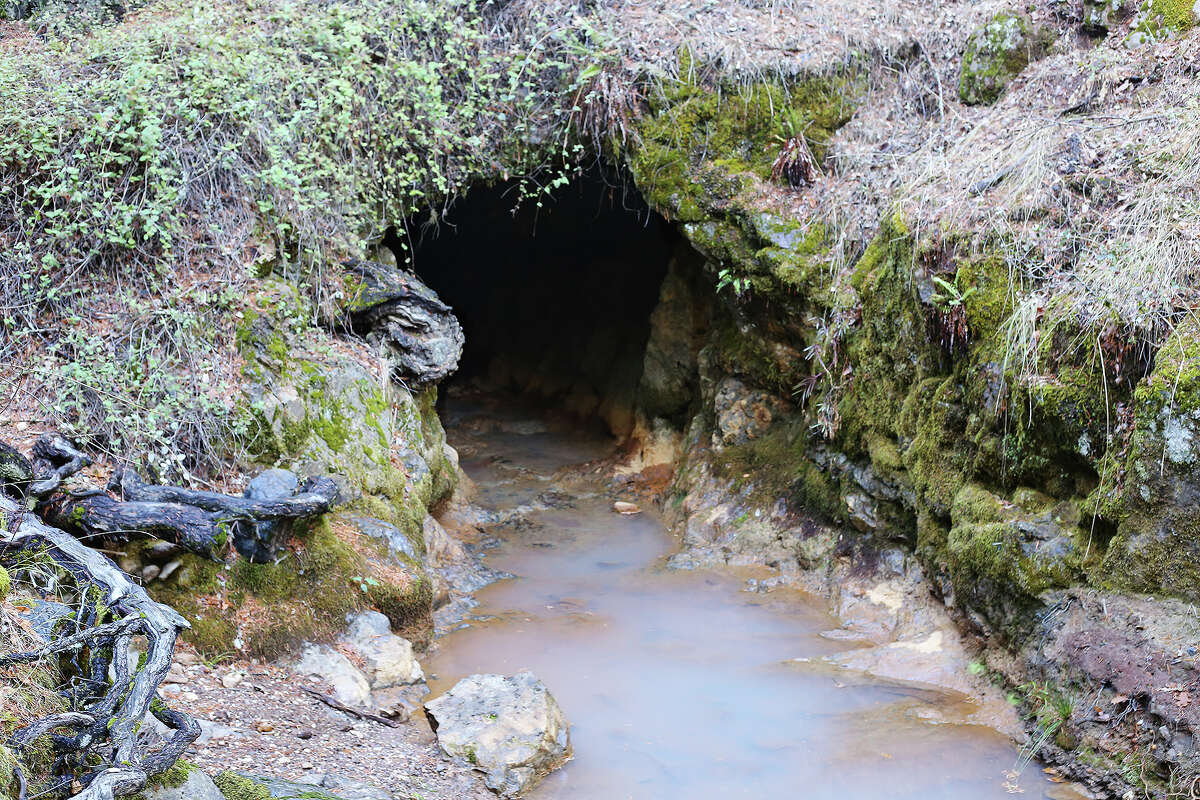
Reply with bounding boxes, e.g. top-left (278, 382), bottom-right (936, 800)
top-left (424, 671), bottom-right (570, 798)
top-left (613, 501), bottom-right (640, 514)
